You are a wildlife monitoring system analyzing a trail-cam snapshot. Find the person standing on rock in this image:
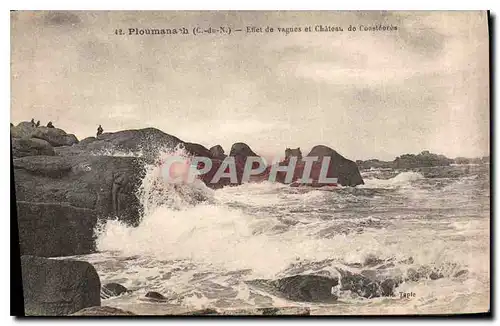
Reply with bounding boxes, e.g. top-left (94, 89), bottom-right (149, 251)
top-left (47, 121), bottom-right (54, 128)
top-left (97, 125), bottom-right (103, 137)
top-left (30, 118), bottom-right (35, 127)
top-left (35, 120), bottom-right (40, 127)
